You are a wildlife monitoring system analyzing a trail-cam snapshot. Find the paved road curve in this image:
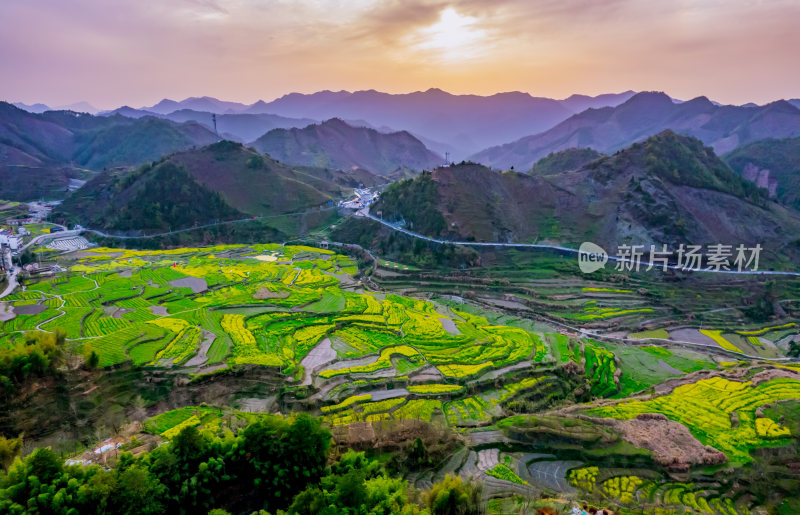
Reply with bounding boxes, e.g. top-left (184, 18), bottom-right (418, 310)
top-left (361, 211), bottom-right (800, 277)
top-left (0, 266), bottom-right (19, 299)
